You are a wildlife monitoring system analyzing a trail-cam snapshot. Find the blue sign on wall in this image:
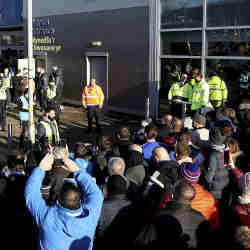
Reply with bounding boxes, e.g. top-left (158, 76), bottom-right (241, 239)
top-left (0, 0), bottom-right (23, 26)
